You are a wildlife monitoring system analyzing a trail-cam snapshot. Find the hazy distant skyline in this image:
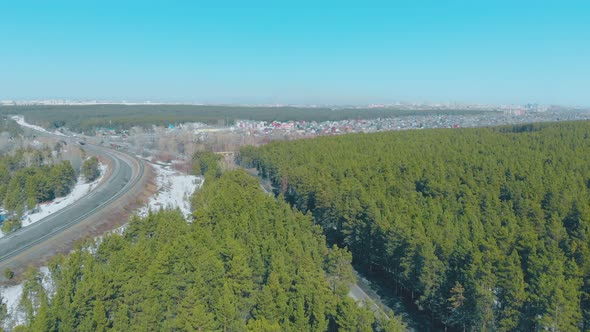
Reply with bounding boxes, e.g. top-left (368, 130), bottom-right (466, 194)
top-left (1, 1), bottom-right (589, 106)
